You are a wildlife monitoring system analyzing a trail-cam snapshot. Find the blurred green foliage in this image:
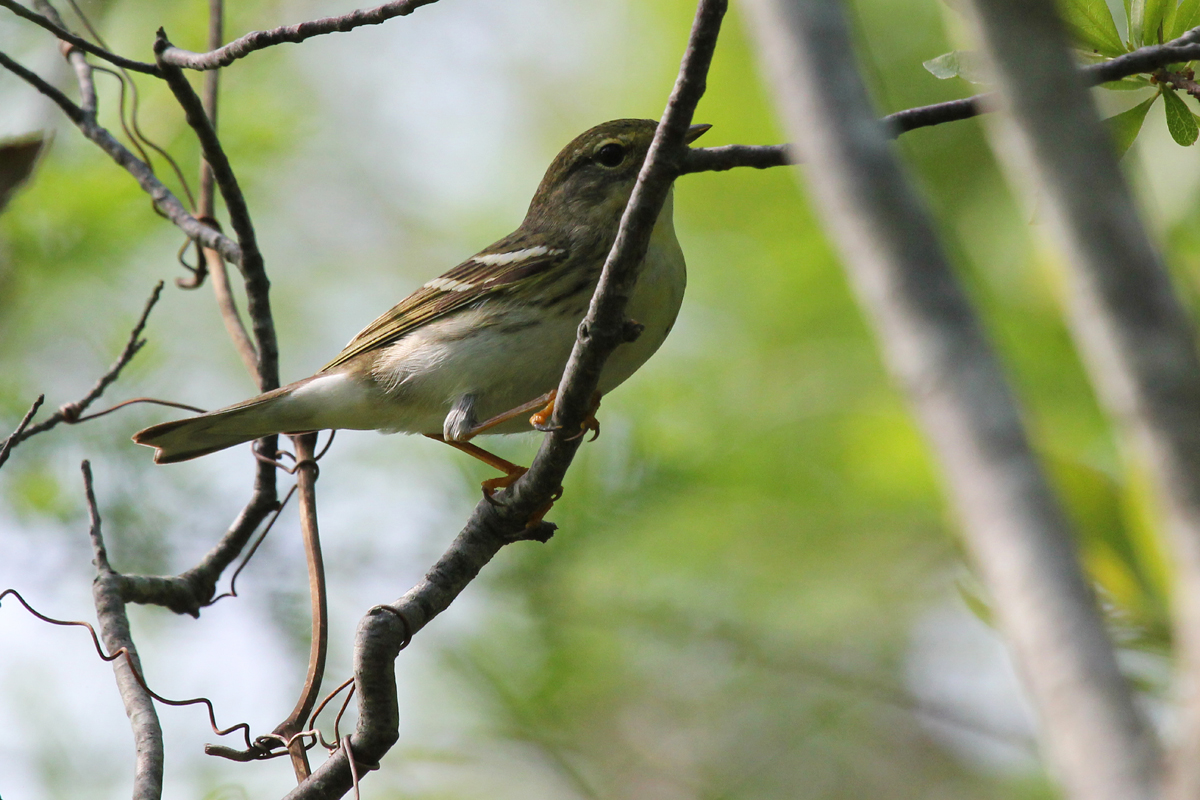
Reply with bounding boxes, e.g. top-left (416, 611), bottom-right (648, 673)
top-left (3, 0), bottom-right (1200, 797)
